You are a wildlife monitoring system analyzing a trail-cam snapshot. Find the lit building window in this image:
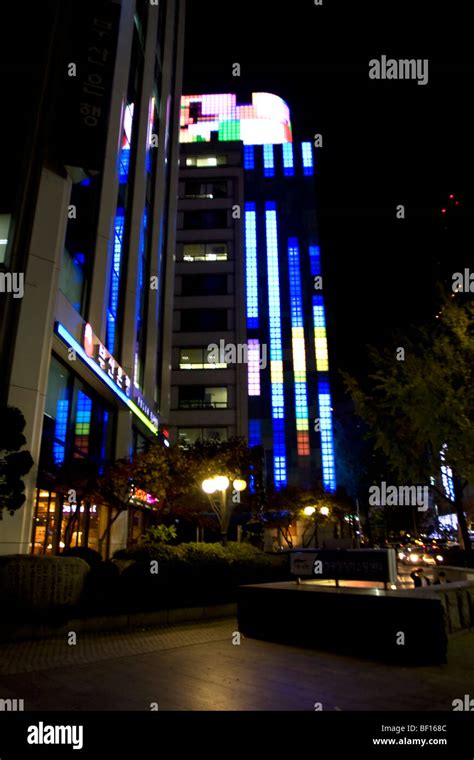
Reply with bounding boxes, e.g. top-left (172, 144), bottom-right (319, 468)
top-left (179, 348), bottom-right (227, 370)
top-left (318, 381), bottom-right (336, 492)
top-left (178, 427), bottom-right (228, 447)
top-left (182, 242), bottom-right (228, 261)
top-left (282, 143), bottom-right (294, 176)
top-left (248, 339), bottom-right (261, 396)
top-left (263, 144), bottom-right (275, 177)
top-left (185, 155), bottom-right (227, 167)
top-left (301, 141), bottom-right (314, 176)
top-left (265, 202), bottom-right (286, 486)
top-left (288, 239), bottom-right (310, 456)
top-left (245, 202), bottom-right (259, 328)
